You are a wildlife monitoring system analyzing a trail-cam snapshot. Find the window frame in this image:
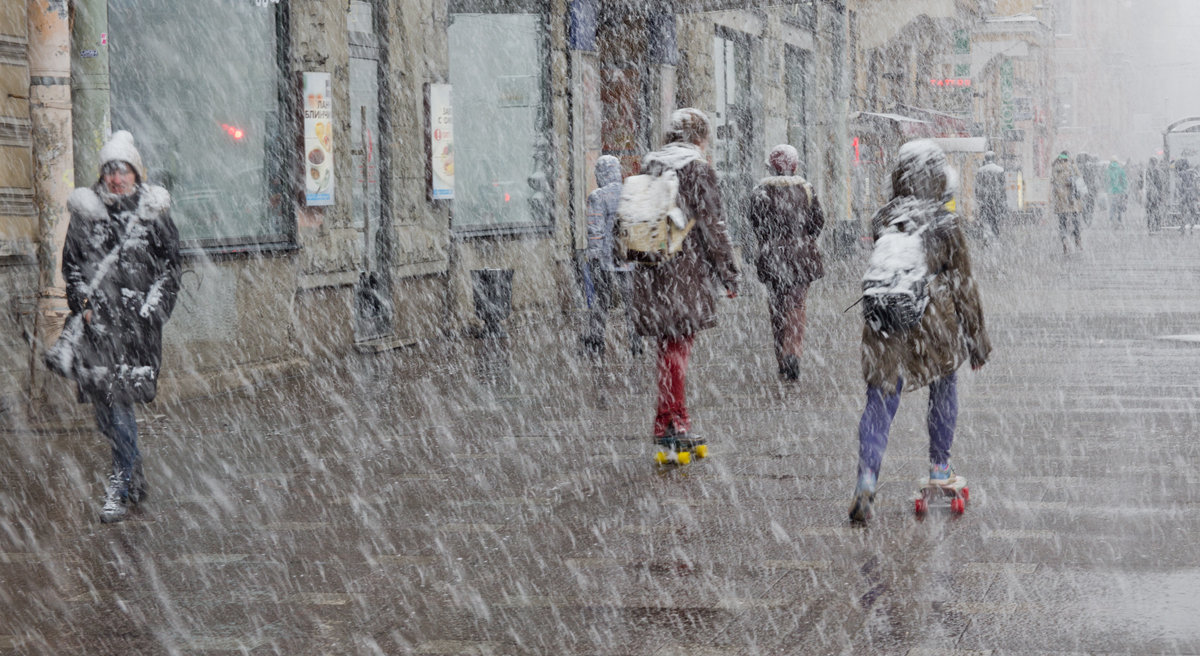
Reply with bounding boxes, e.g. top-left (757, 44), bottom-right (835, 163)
top-left (108, 0), bottom-right (297, 257)
top-left (446, 3), bottom-right (556, 239)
